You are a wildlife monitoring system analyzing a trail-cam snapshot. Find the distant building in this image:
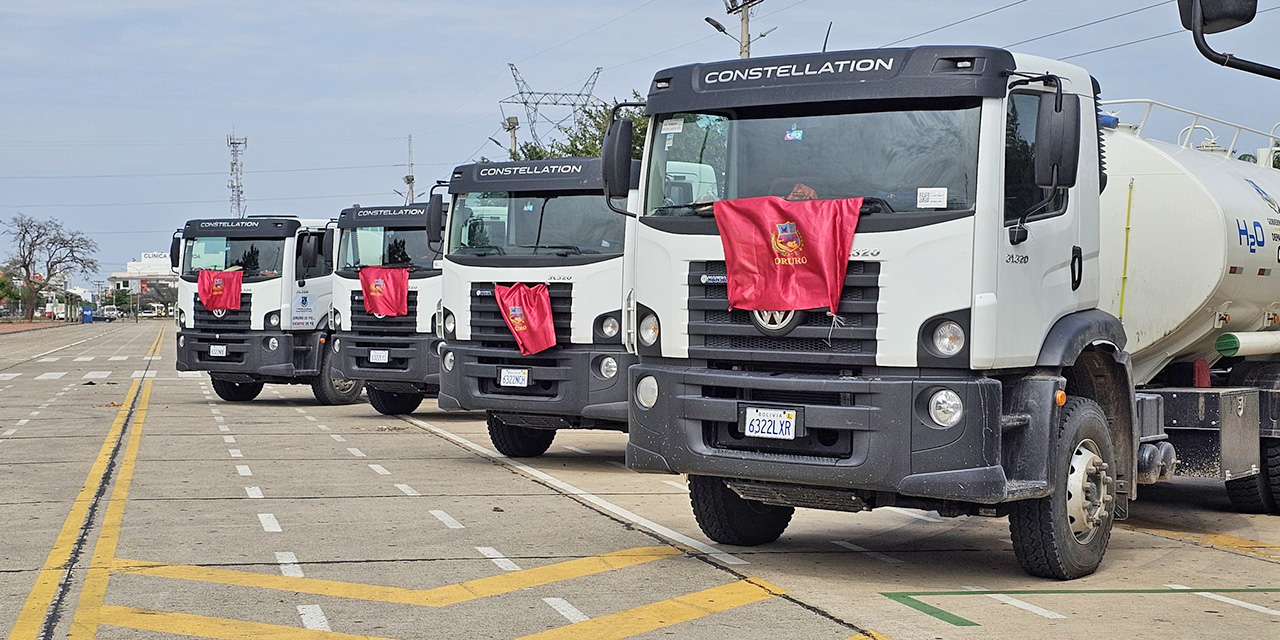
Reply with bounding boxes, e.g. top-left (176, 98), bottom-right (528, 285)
top-left (108, 252), bottom-right (178, 293)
